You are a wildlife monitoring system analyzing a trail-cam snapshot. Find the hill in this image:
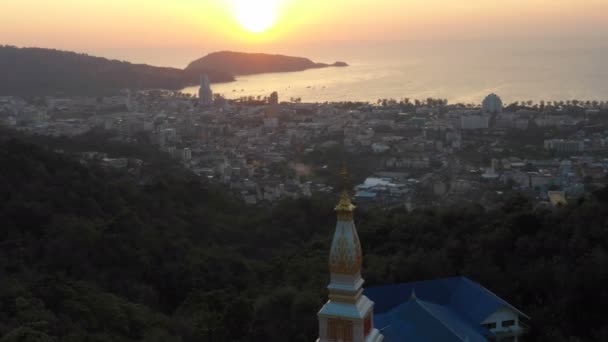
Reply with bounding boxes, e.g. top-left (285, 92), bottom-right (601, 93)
top-left (185, 51), bottom-right (348, 76)
top-left (0, 47), bottom-right (348, 97)
top-left (1, 132), bottom-right (606, 341)
top-left (0, 46), bottom-right (234, 96)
